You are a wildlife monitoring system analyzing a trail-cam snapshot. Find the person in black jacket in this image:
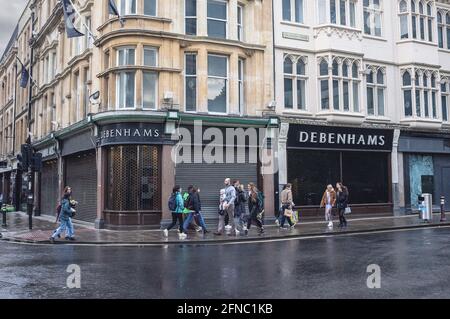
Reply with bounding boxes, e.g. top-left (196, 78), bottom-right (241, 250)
top-left (234, 183), bottom-right (247, 234)
top-left (336, 182), bottom-right (349, 228)
top-left (183, 186), bottom-right (208, 235)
